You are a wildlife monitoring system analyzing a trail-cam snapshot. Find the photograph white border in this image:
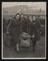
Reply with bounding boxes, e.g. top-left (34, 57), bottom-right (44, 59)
top-left (1, 2), bottom-right (46, 59)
